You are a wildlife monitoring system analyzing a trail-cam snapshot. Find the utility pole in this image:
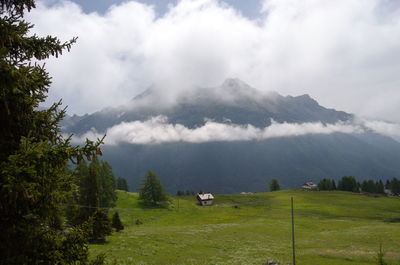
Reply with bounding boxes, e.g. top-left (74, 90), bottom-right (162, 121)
top-left (291, 197), bottom-right (296, 265)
